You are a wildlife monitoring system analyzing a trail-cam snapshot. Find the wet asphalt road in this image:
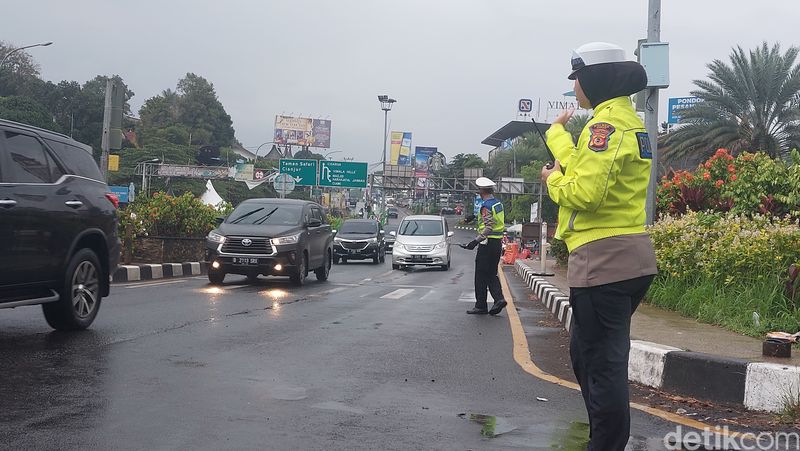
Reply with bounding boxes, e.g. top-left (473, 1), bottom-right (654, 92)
top-left (0, 218), bottom-right (685, 450)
